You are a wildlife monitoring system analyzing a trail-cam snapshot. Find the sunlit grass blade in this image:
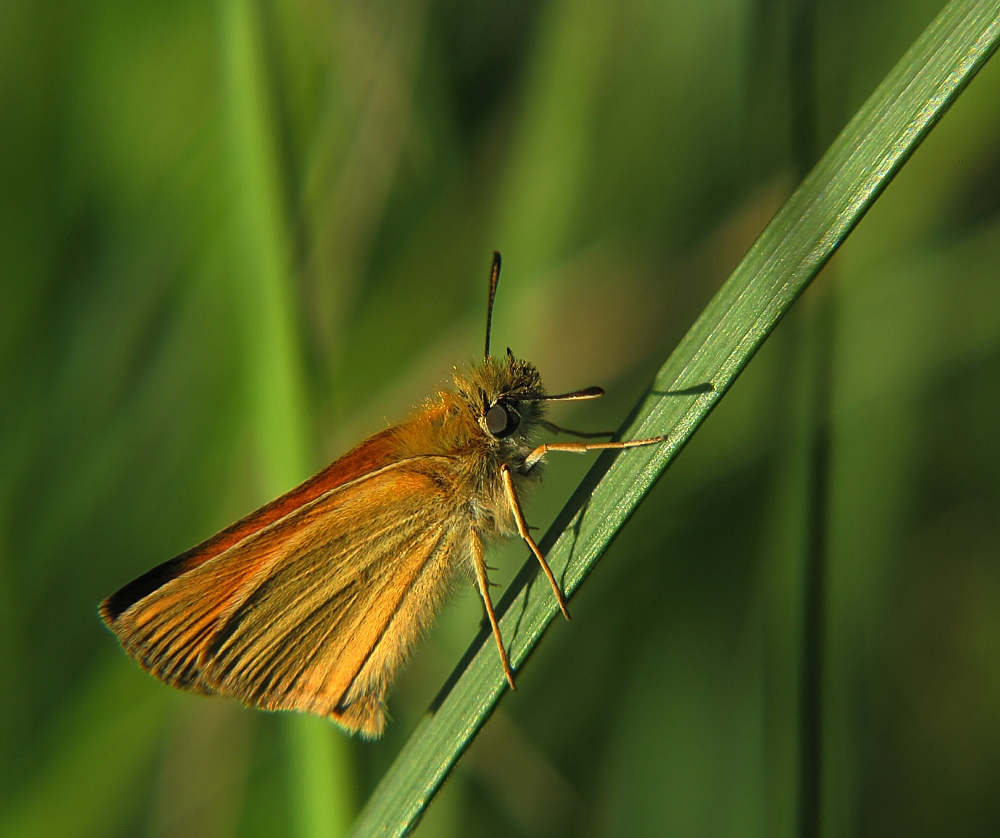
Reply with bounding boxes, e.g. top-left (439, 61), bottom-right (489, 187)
top-left (350, 1), bottom-right (1000, 834)
top-left (218, 0), bottom-right (354, 834)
